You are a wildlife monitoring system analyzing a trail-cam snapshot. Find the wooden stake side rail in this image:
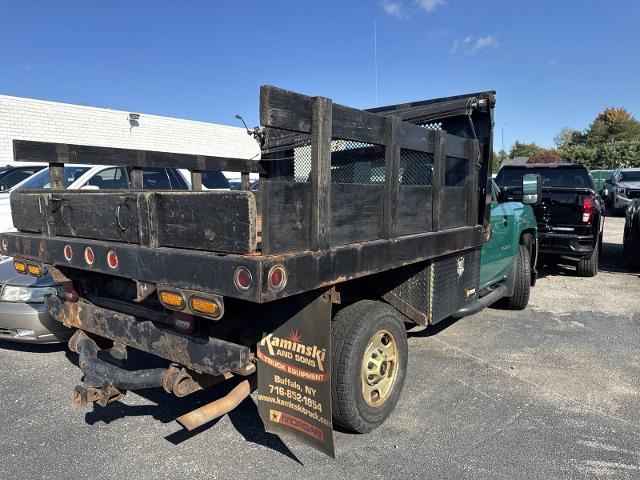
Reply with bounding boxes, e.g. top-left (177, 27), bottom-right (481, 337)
top-left (258, 85), bottom-right (481, 255)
